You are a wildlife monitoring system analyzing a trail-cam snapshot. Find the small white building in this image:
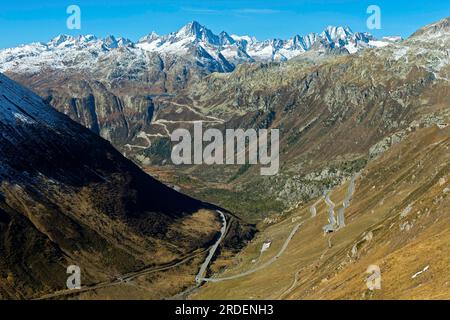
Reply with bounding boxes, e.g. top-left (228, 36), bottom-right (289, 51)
top-left (261, 239), bottom-right (272, 253)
